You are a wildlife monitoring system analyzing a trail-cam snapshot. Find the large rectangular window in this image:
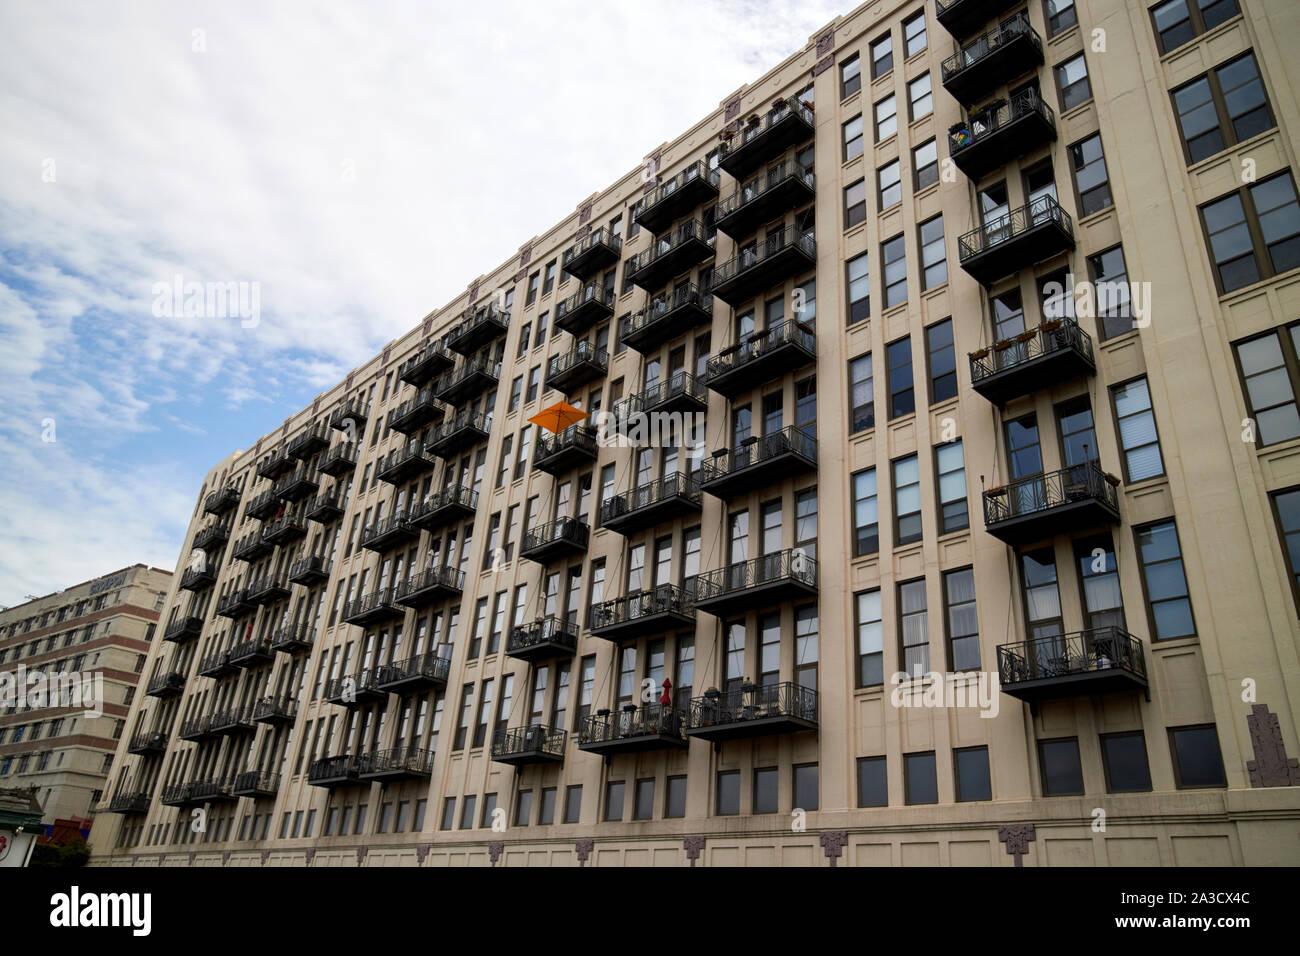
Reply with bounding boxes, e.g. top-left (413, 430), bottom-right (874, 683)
top-left (954, 746), bottom-right (991, 801)
top-left (1272, 486), bottom-right (1300, 614)
top-left (845, 179), bottom-right (867, 228)
top-left (847, 252), bottom-right (870, 325)
top-left (893, 455), bottom-right (922, 545)
top-left (855, 589), bottom-right (883, 687)
top-left (1150, 0), bottom-right (1240, 56)
top-left (943, 567), bottom-right (979, 670)
top-left (1069, 133), bottom-right (1112, 216)
top-left (904, 751), bottom-right (937, 804)
top-left (1088, 245), bottom-right (1134, 340)
top-left (886, 336), bottom-right (913, 418)
top-left (849, 353), bottom-right (874, 433)
top-left (857, 756), bottom-right (887, 807)
top-left (1055, 53), bottom-right (1091, 111)
top-left (882, 234), bottom-right (907, 309)
top-left (870, 33), bottom-right (893, 78)
top-left (908, 73), bottom-right (932, 120)
top-left (1039, 738), bottom-right (1085, 795)
top-left (1135, 520), bottom-right (1196, 639)
top-left (1112, 377), bottom-right (1164, 481)
top-left (925, 317), bottom-right (956, 402)
top-left (843, 115), bottom-right (864, 161)
top-left (913, 139), bottom-right (938, 191)
top-left (841, 54), bottom-right (861, 98)
top-left (874, 94), bottom-right (897, 141)
top-left (852, 469), bottom-right (878, 556)
top-left (1168, 725), bottom-right (1227, 788)
top-left (1173, 54), bottom-right (1272, 164)
top-left (1234, 325), bottom-right (1300, 445)
top-left (919, 214), bottom-right (946, 289)
top-left (1200, 172), bottom-right (1300, 293)
top-left (1044, 0), bottom-right (1077, 36)
top-left (1101, 731), bottom-right (1153, 792)
top-left (878, 161), bottom-right (900, 211)
top-left (935, 439), bottom-right (967, 532)
top-left (899, 579), bottom-right (929, 675)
